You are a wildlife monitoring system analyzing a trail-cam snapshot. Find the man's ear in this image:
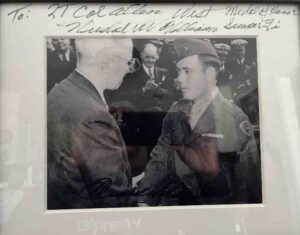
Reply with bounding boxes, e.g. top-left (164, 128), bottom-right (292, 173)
top-left (205, 66), bottom-right (216, 78)
top-left (205, 67), bottom-right (217, 87)
top-left (98, 52), bottom-right (113, 73)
